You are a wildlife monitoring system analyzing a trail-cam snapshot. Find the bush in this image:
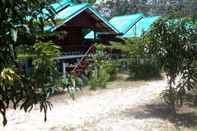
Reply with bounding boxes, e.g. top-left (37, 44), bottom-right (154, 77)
top-left (86, 47), bottom-right (119, 90)
top-left (103, 61), bottom-right (118, 81)
top-left (128, 58), bottom-right (161, 80)
top-left (60, 74), bottom-right (83, 100)
top-left (88, 62), bottom-right (111, 90)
